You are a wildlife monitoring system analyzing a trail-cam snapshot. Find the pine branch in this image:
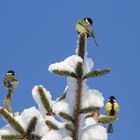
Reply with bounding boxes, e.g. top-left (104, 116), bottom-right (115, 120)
top-left (72, 79), bottom-right (83, 140)
top-left (51, 70), bottom-right (77, 78)
top-left (1, 135), bottom-right (22, 140)
top-left (76, 62), bottom-right (83, 78)
top-left (80, 106), bottom-right (100, 114)
top-left (72, 34), bottom-right (86, 140)
top-left (77, 33), bottom-right (86, 59)
top-left (5, 89), bottom-right (14, 113)
top-left (1, 134), bottom-right (41, 140)
top-left (99, 116), bottom-right (118, 124)
top-left (0, 108), bottom-right (25, 135)
top-left (65, 123), bottom-right (75, 131)
top-left (45, 120), bottom-right (59, 130)
top-left (37, 87), bottom-right (52, 113)
top-left (83, 69), bottom-right (111, 79)
top-left (26, 117), bottom-right (37, 136)
top-left (59, 112), bottom-right (73, 122)
top-left (85, 113), bottom-right (93, 118)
